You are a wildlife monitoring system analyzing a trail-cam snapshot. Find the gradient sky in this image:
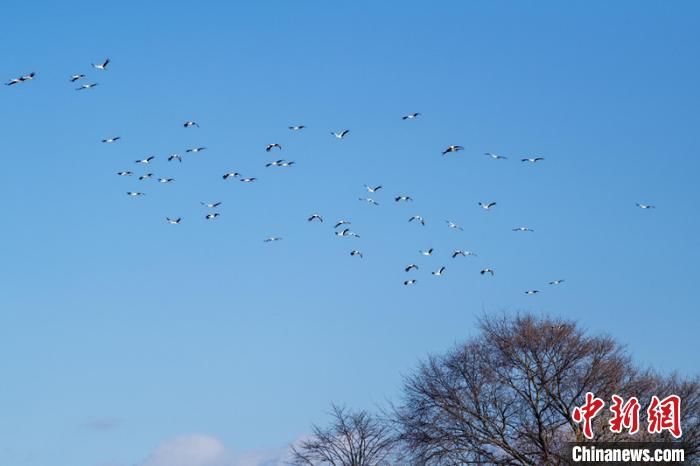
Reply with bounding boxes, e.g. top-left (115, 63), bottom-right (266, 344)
top-left (1, 1), bottom-right (699, 465)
